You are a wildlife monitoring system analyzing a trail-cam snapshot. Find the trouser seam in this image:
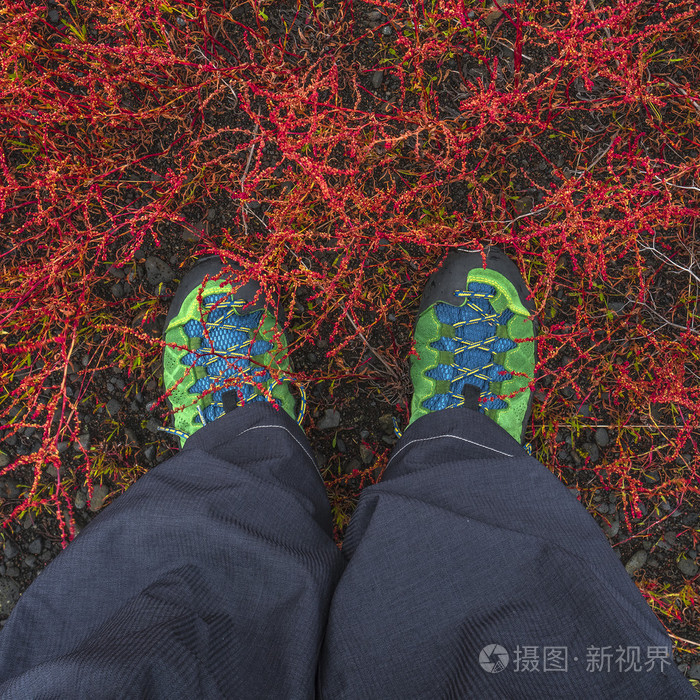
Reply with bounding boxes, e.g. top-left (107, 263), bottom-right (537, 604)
top-left (388, 433), bottom-right (515, 468)
top-left (236, 424), bottom-right (322, 479)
